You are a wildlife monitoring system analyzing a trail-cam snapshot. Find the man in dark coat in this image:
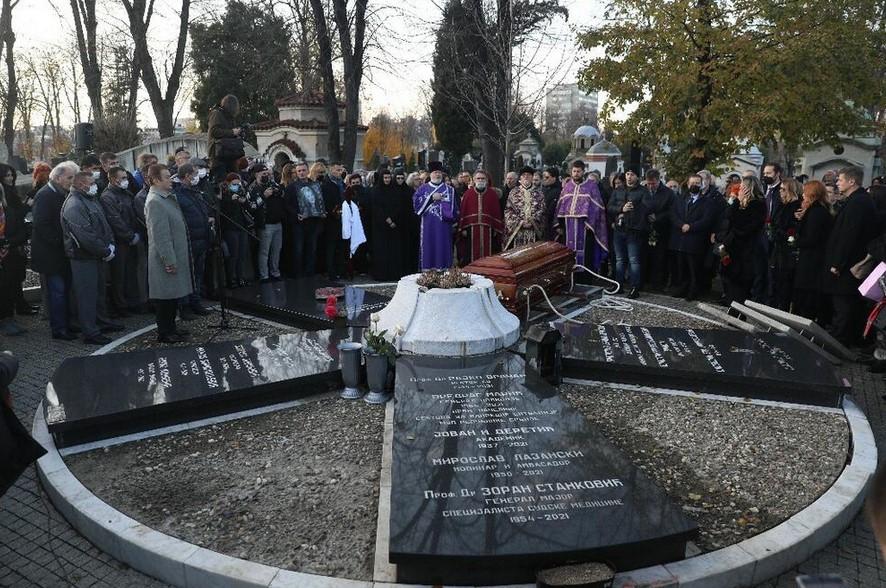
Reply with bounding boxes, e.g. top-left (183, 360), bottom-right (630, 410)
top-left (644, 168), bottom-right (676, 290)
top-left (61, 171), bottom-right (120, 345)
top-left (541, 167), bottom-right (562, 240)
top-left (607, 168), bottom-right (651, 298)
top-left (30, 162), bottom-right (78, 340)
top-left (321, 162), bottom-right (345, 279)
top-left (100, 166), bottom-right (141, 316)
top-left (207, 94), bottom-right (242, 183)
top-left (669, 174), bottom-right (715, 301)
top-left (174, 163), bottom-right (213, 316)
top-left (824, 166), bottom-right (879, 346)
